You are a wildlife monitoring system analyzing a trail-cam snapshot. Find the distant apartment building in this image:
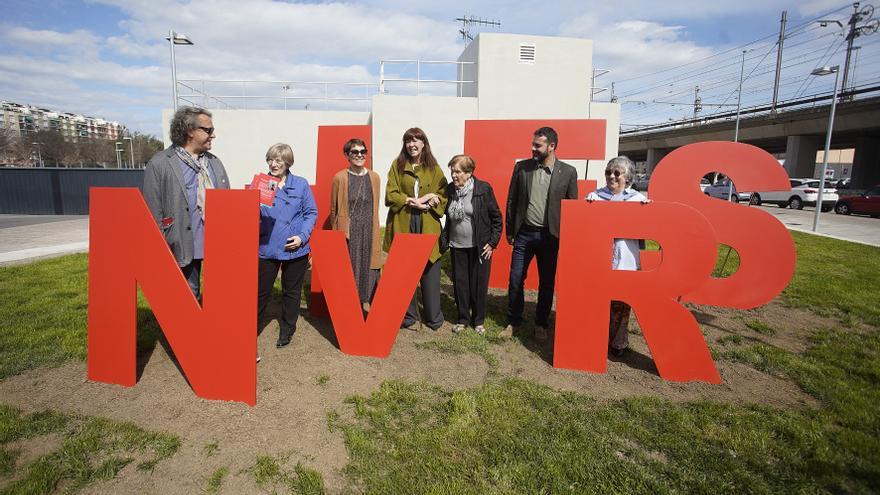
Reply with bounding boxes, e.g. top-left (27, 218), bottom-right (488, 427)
top-left (0, 101), bottom-right (126, 141)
